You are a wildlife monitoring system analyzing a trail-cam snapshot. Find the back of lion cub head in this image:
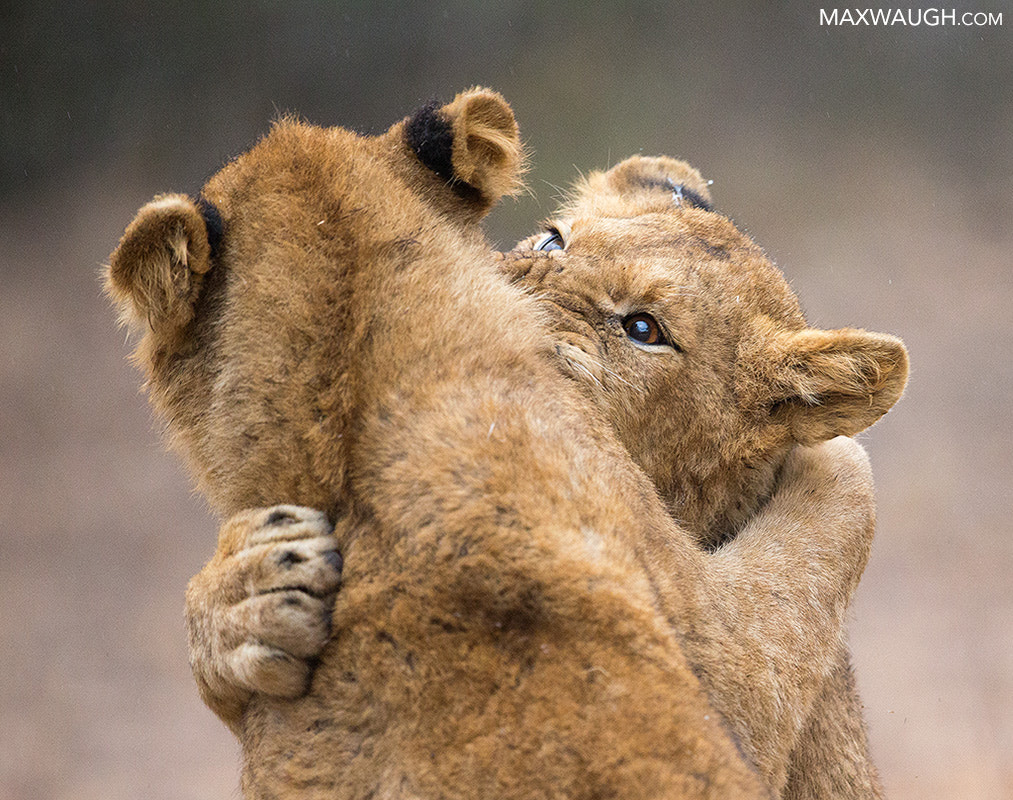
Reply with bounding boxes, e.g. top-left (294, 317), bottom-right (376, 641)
top-left (506, 155), bottom-right (909, 542)
top-left (106, 88), bottom-right (524, 515)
